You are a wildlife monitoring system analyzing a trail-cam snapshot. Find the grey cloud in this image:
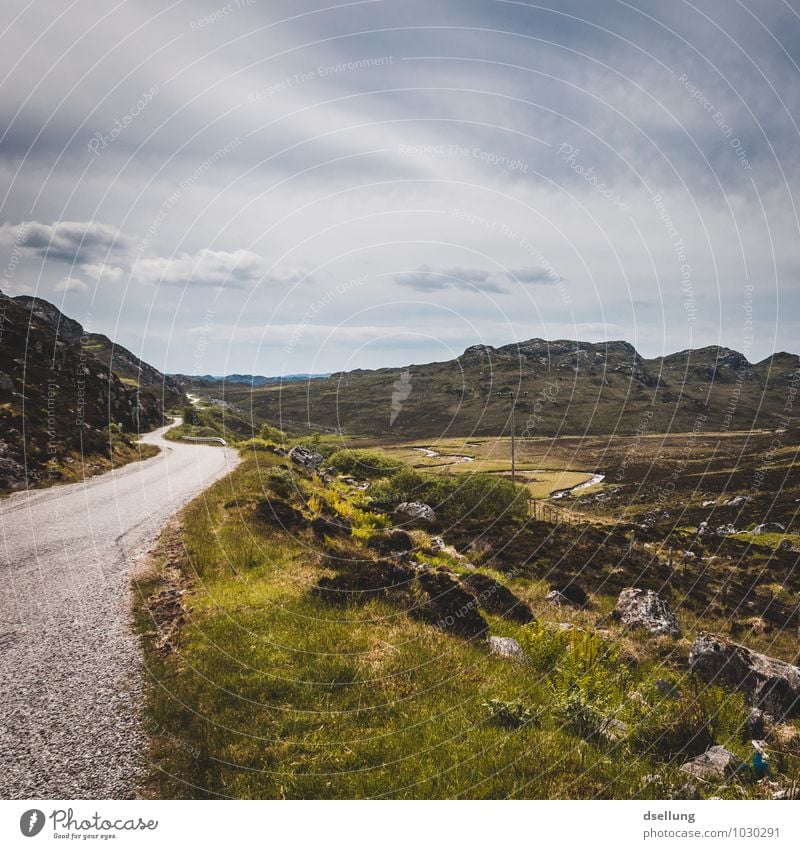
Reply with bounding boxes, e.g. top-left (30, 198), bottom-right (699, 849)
top-left (2, 220), bottom-right (133, 264)
top-left (394, 264), bottom-right (509, 293)
top-left (508, 267), bottom-right (562, 285)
